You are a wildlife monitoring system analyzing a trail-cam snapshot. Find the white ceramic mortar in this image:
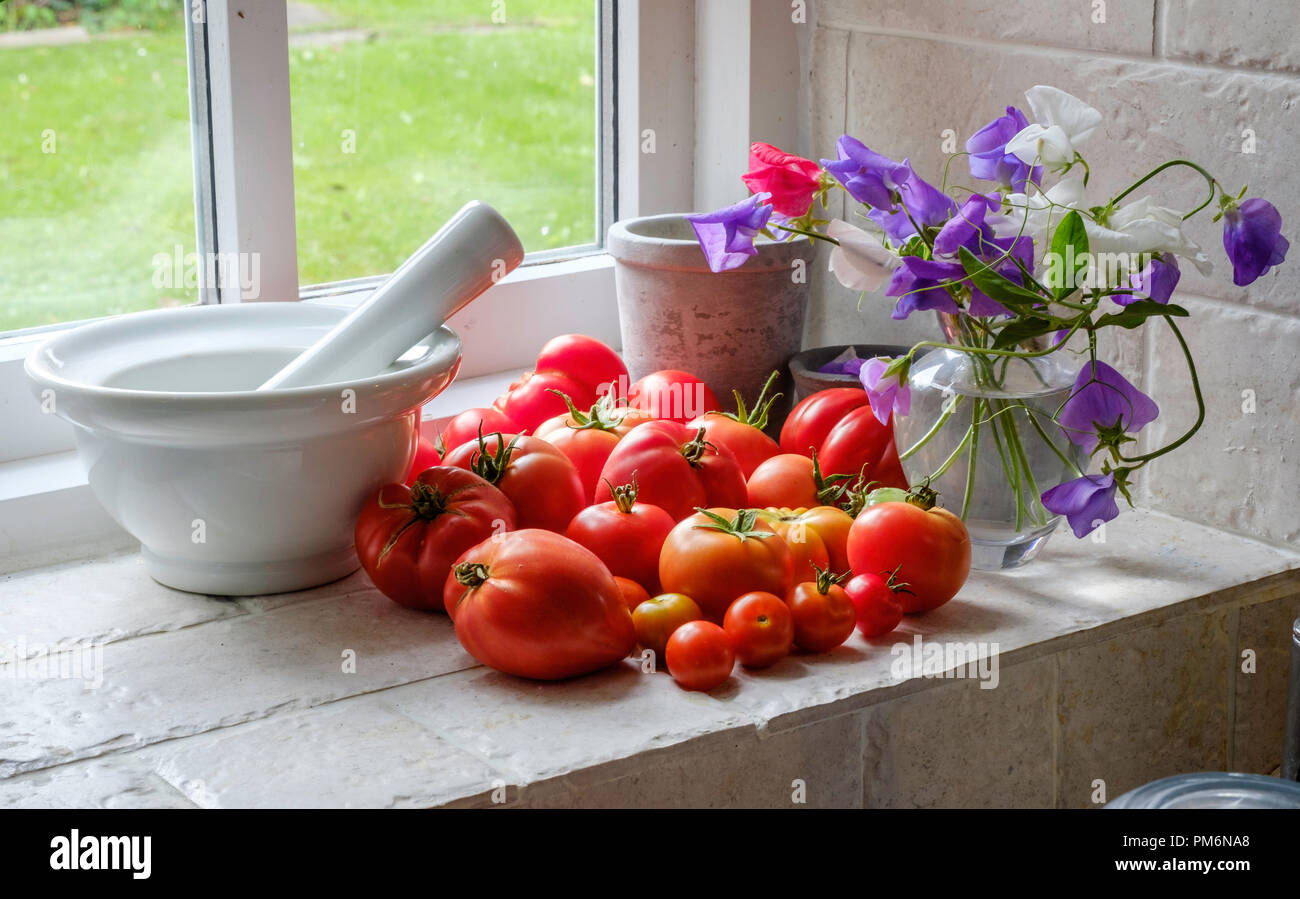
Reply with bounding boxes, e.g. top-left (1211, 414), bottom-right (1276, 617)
top-left (25, 302), bottom-right (461, 595)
